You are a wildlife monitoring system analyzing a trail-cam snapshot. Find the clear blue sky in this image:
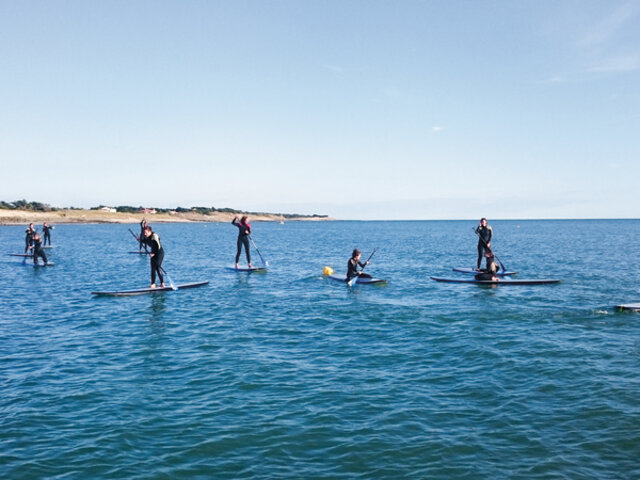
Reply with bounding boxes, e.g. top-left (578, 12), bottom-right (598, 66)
top-left (1, 1), bottom-right (639, 219)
